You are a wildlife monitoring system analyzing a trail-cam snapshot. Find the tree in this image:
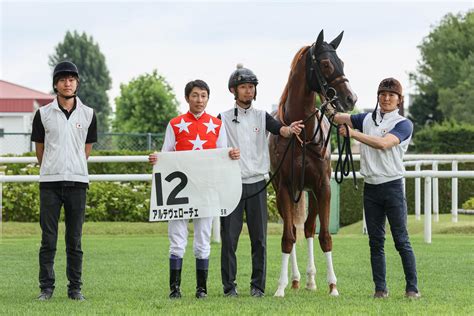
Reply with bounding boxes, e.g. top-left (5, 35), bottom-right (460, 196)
top-left (114, 70), bottom-right (179, 134)
top-left (49, 31), bottom-right (112, 132)
top-left (409, 10), bottom-right (474, 126)
top-left (407, 90), bottom-right (444, 132)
